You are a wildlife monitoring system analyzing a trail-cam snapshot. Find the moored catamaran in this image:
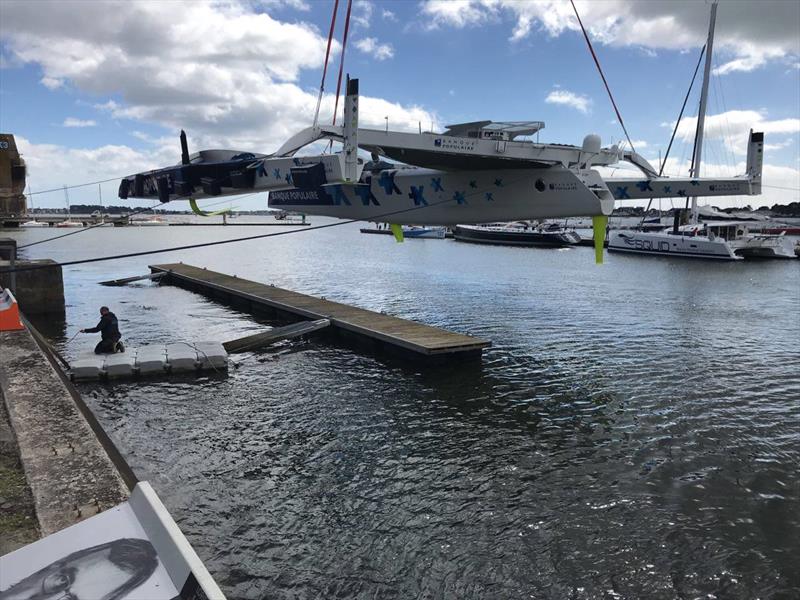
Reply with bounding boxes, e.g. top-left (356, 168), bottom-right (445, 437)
top-left (606, 2), bottom-right (795, 260)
